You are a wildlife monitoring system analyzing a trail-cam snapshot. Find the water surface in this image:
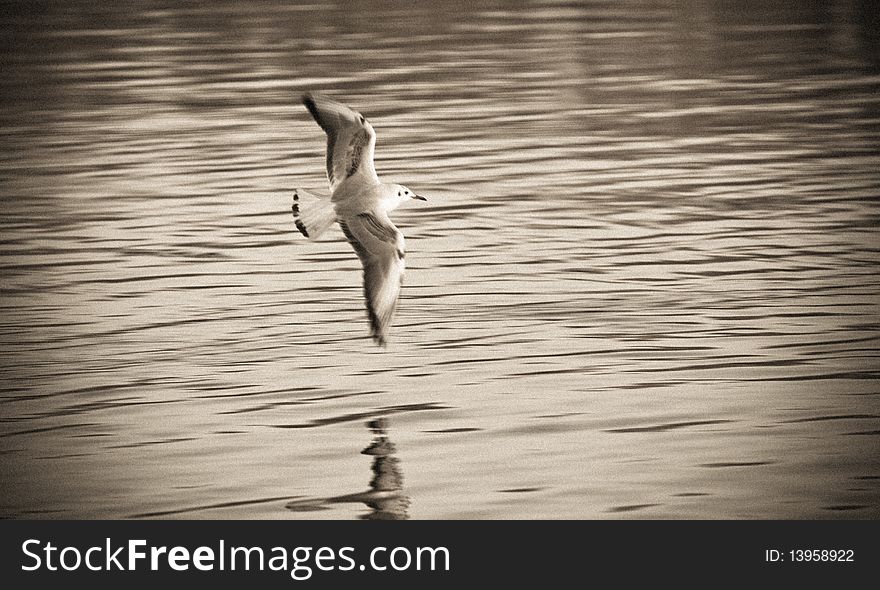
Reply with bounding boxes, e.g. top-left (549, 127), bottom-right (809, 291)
top-left (1, 0), bottom-right (879, 518)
